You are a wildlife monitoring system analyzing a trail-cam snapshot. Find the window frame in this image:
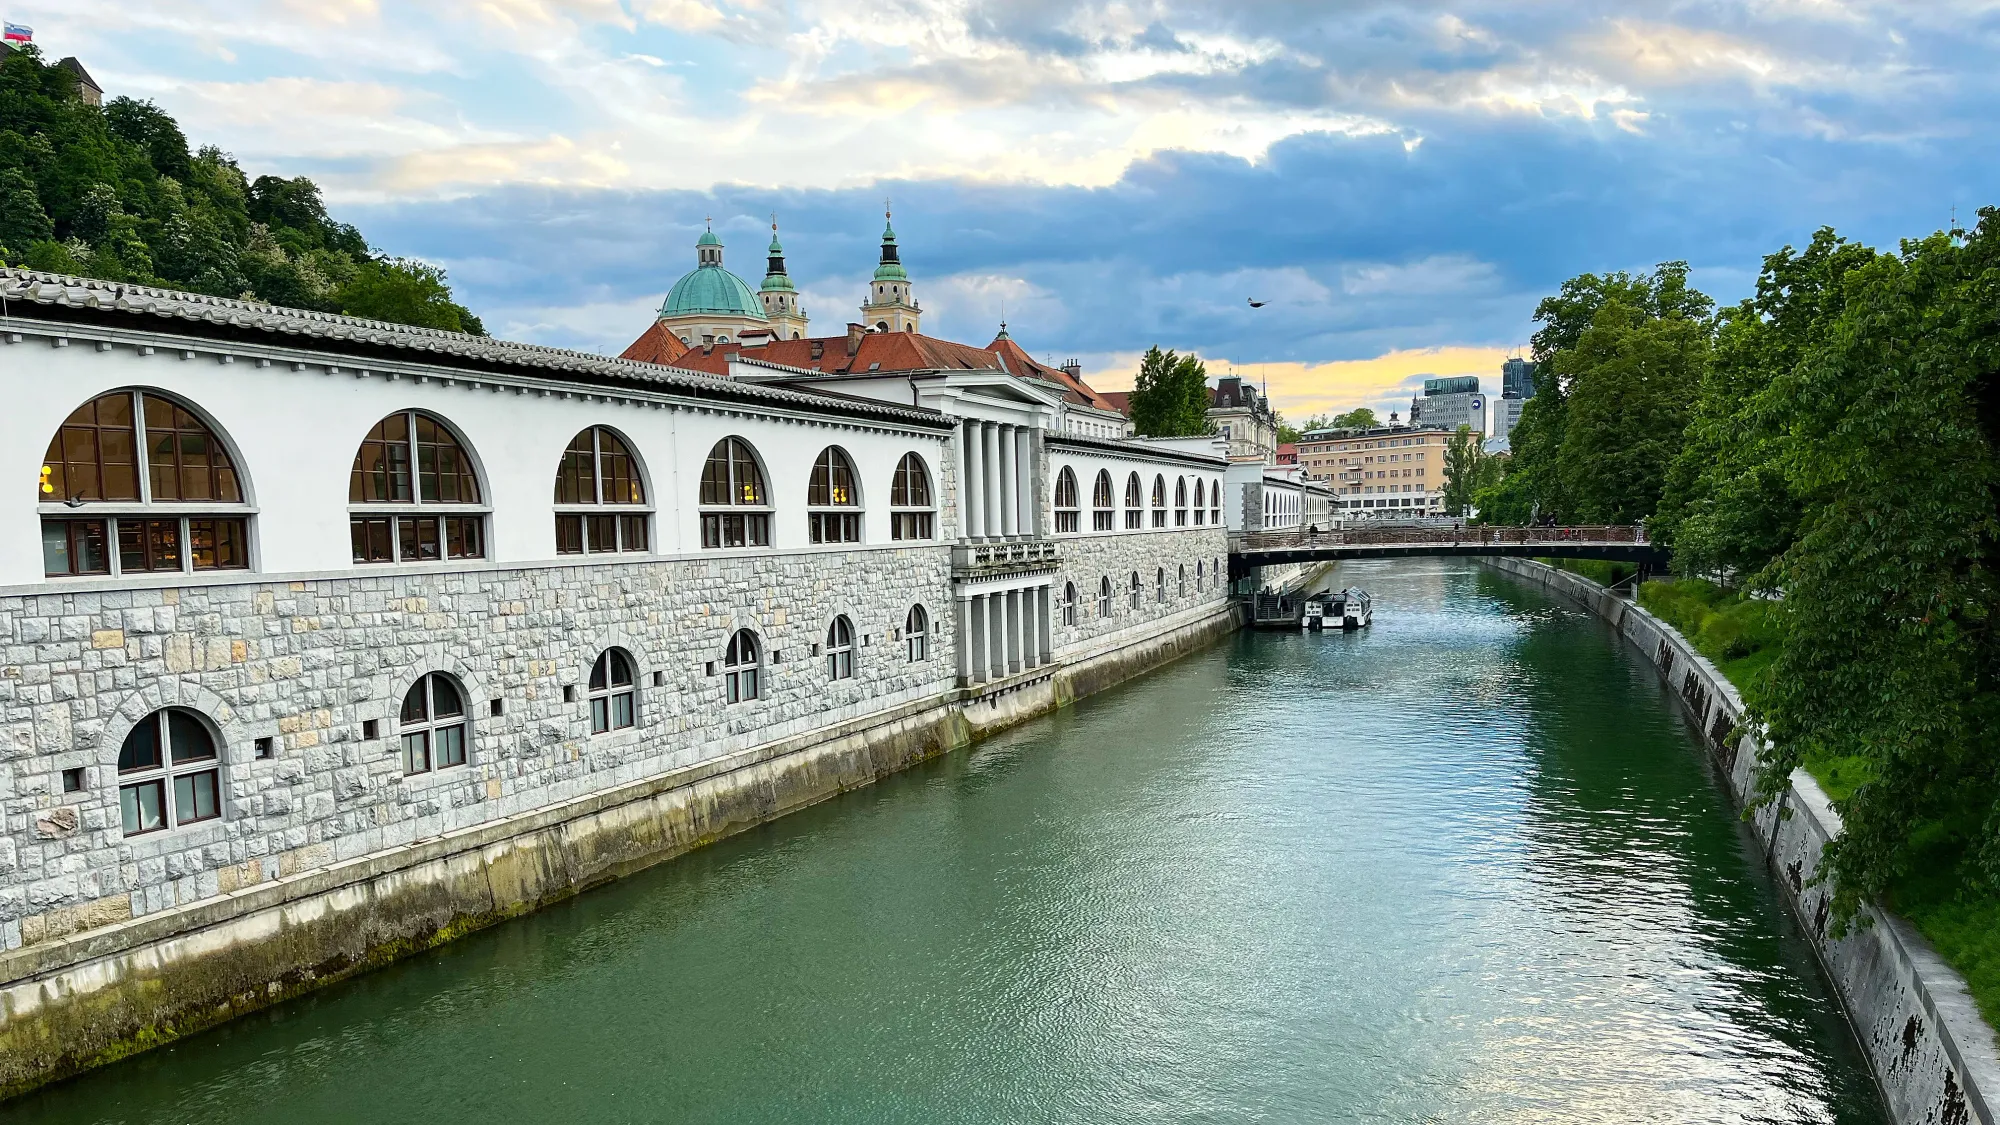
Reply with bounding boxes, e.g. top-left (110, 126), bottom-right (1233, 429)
top-left (1091, 470), bottom-right (1114, 531)
top-left (41, 390), bottom-right (254, 579)
top-left (398, 672), bottom-right (471, 776)
top-left (1150, 475), bottom-right (1167, 528)
top-left (1156, 566), bottom-right (1167, 603)
top-left (826, 615), bottom-right (856, 680)
top-left (588, 648), bottom-right (639, 734)
top-left (723, 629), bottom-right (762, 702)
top-left (1053, 467), bottom-right (1080, 534)
top-left (700, 438), bottom-right (774, 550)
top-left (1123, 472), bottom-right (1143, 530)
top-left (889, 452), bottom-right (936, 541)
top-left (1174, 477), bottom-right (1188, 526)
top-left (554, 427), bottom-right (653, 557)
top-left (1063, 581), bottom-right (1078, 626)
top-left (116, 707), bottom-right (223, 837)
top-left (1130, 571), bottom-right (1142, 609)
top-left (807, 446), bottom-right (863, 545)
top-left (906, 605), bottom-right (930, 662)
top-left (1098, 576), bottom-right (1113, 618)
top-left (349, 411), bottom-right (488, 566)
